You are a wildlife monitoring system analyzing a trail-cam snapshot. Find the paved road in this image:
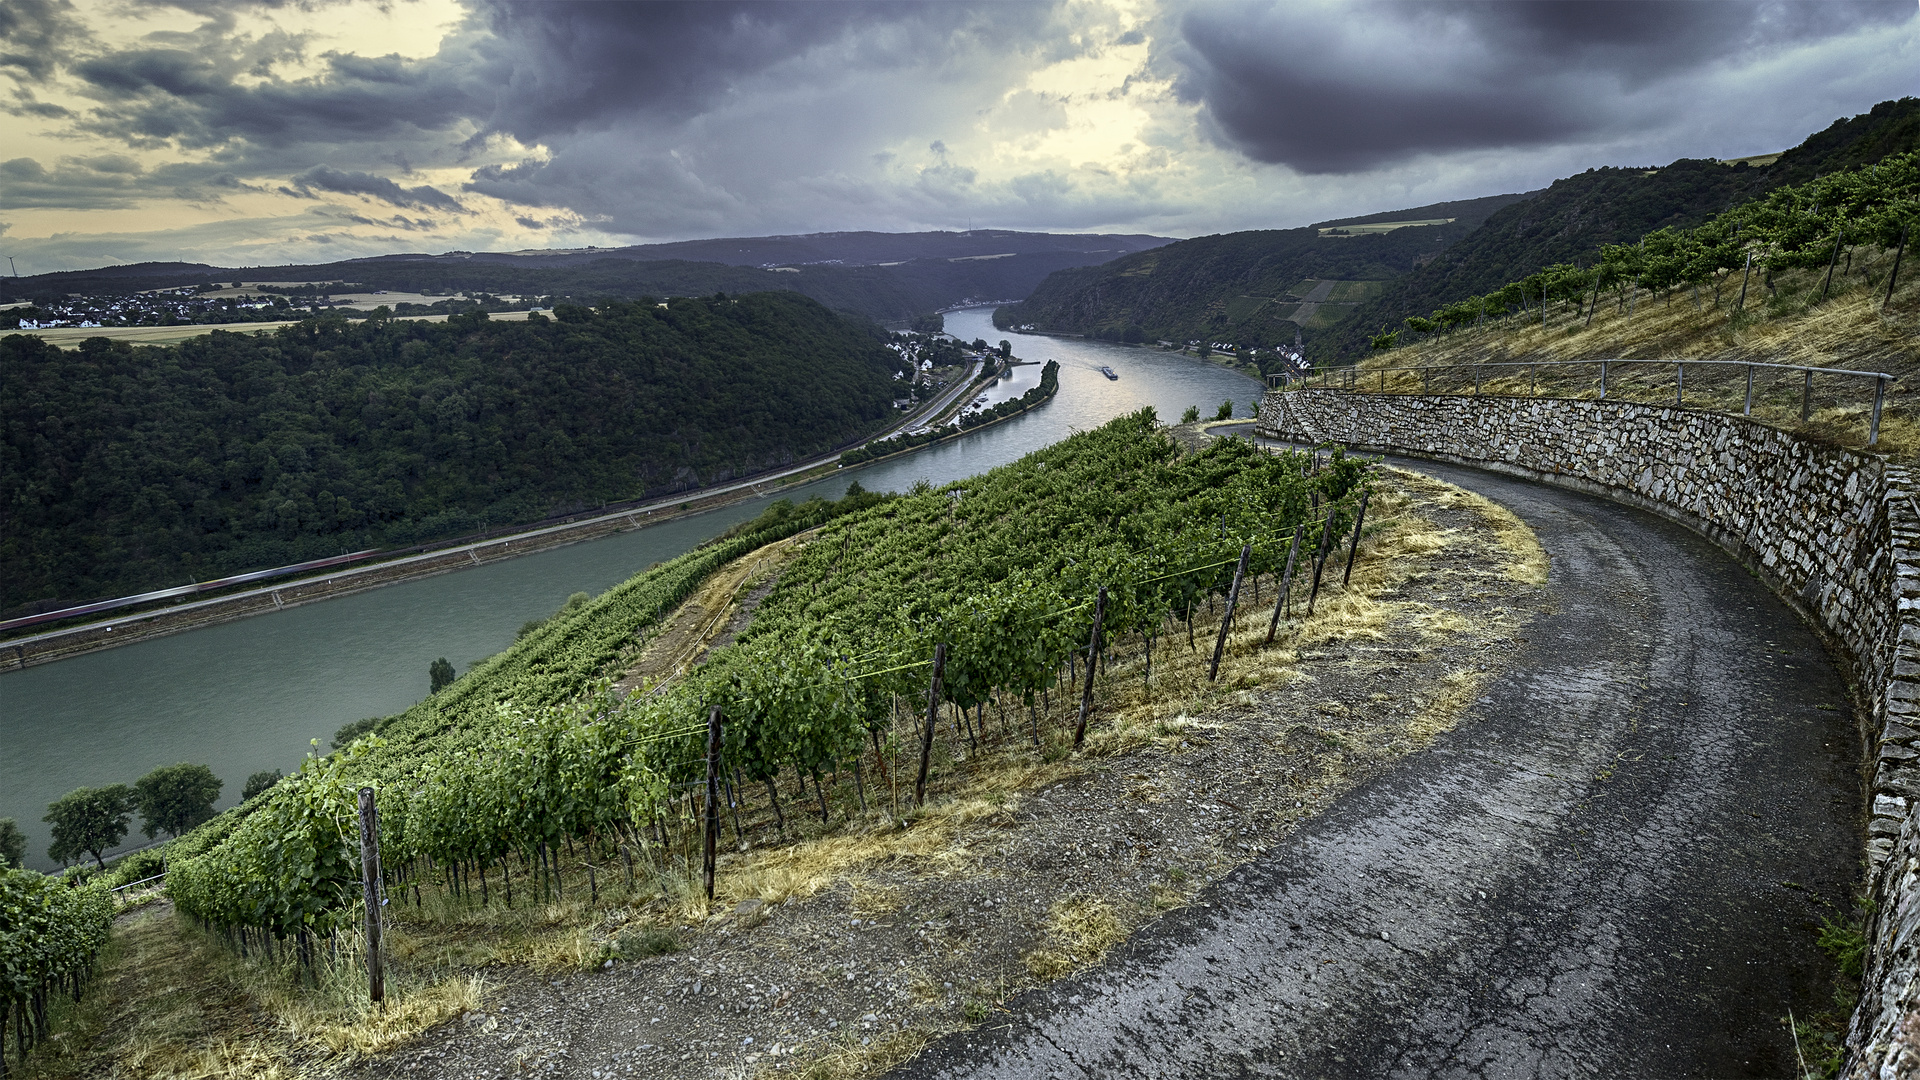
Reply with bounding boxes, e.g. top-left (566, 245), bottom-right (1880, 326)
top-left (894, 460), bottom-right (1864, 1079)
